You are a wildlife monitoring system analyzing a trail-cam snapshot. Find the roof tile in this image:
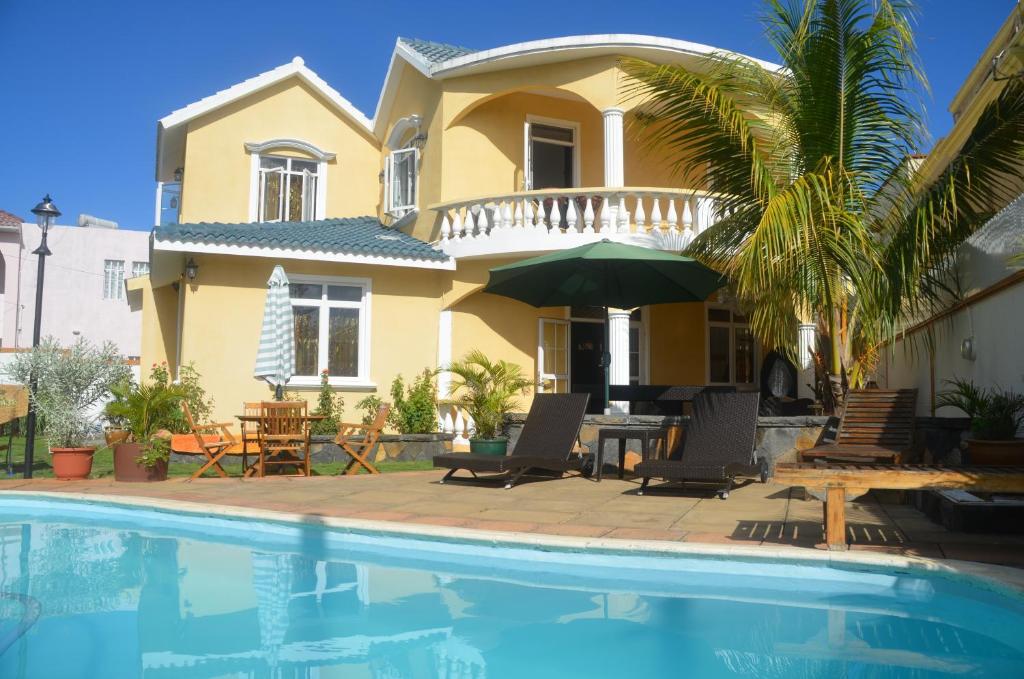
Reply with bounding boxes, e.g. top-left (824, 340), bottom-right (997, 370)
top-left (155, 217), bottom-right (447, 261)
top-left (0, 210), bottom-right (24, 227)
top-left (399, 38), bottom-right (476, 64)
